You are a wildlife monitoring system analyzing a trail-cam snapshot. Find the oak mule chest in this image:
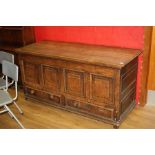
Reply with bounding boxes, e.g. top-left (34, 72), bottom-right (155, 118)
top-left (15, 41), bottom-right (141, 128)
